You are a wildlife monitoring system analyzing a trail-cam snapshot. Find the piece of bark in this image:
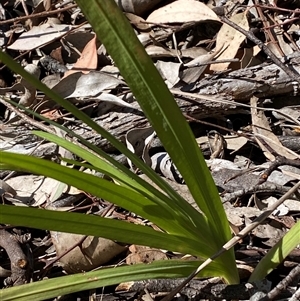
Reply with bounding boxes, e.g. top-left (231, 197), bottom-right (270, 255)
top-left (70, 96), bottom-right (242, 153)
top-left (116, 278), bottom-right (273, 300)
top-left (193, 51), bottom-right (300, 100)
